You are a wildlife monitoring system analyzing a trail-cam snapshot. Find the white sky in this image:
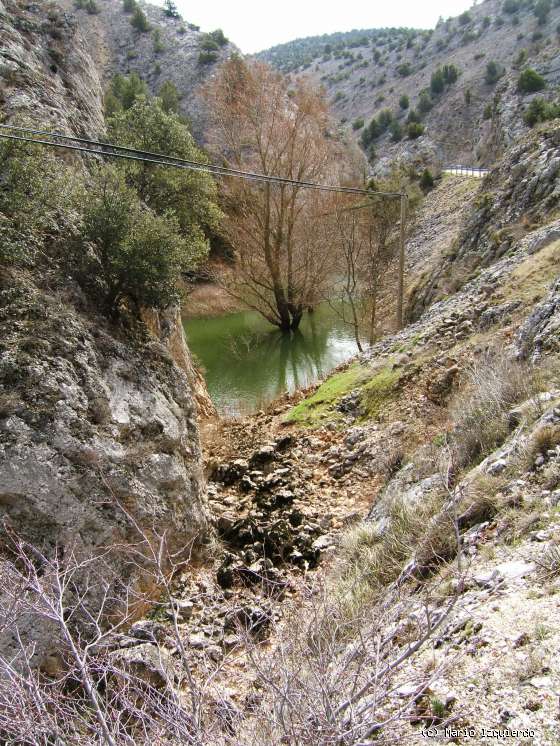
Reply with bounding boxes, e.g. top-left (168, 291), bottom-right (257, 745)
top-left (170, 0), bottom-right (477, 54)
